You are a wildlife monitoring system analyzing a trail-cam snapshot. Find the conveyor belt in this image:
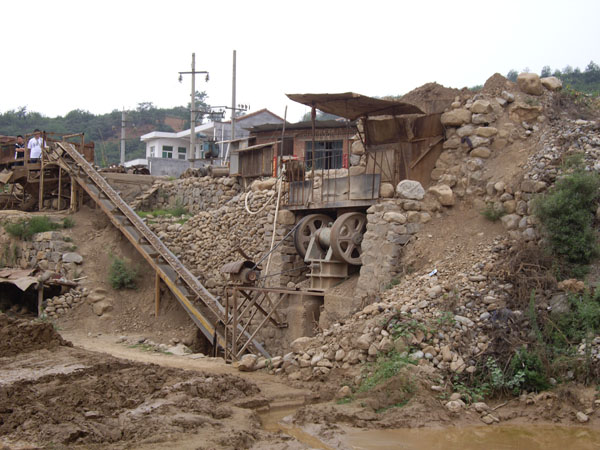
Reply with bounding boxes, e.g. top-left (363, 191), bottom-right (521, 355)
top-left (53, 142), bottom-right (269, 359)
